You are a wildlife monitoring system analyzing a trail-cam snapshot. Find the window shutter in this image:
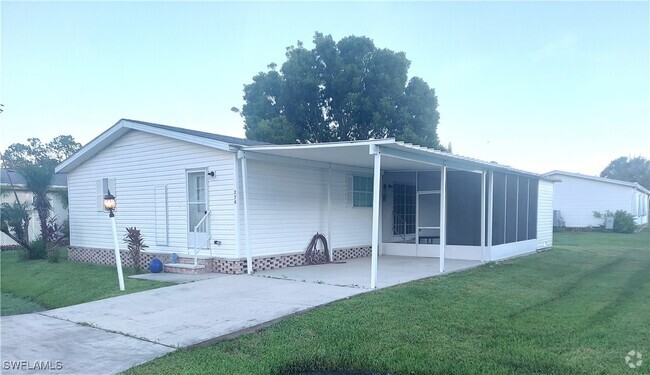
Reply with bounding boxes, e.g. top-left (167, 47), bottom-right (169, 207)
top-left (345, 175), bottom-right (353, 208)
top-left (97, 178), bottom-right (116, 212)
top-left (108, 178), bottom-right (116, 197)
top-left (96, 179), bottom-right (104, 211)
